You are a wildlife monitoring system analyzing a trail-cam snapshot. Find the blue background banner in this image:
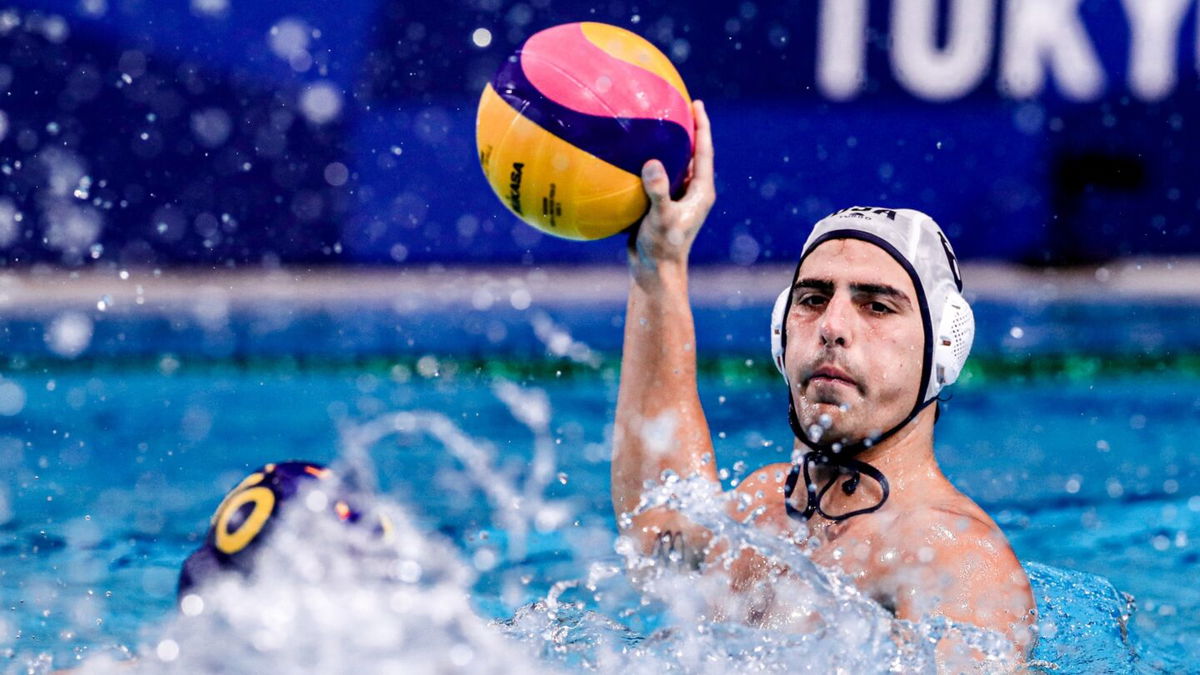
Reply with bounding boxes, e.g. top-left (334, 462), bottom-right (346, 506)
top-left (1, 0), bottom-right (1198, 266)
